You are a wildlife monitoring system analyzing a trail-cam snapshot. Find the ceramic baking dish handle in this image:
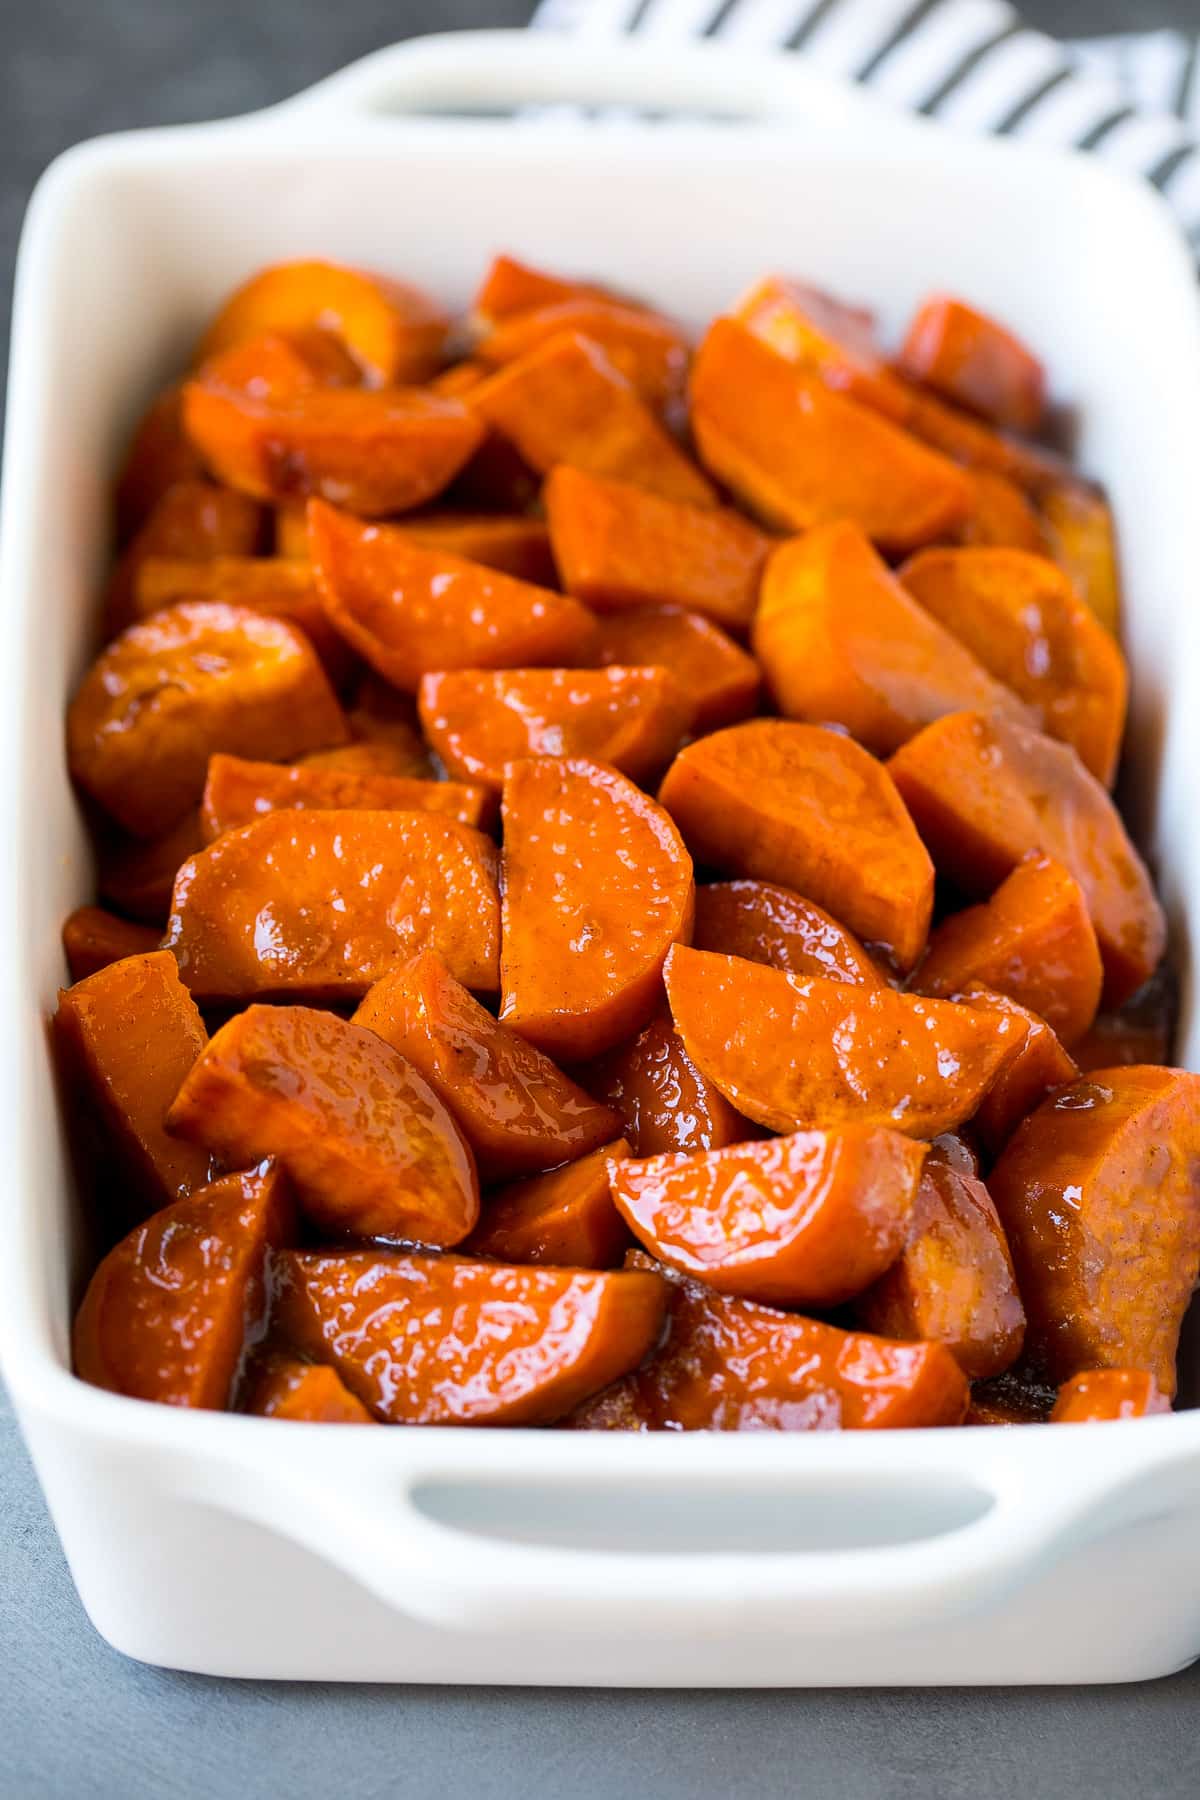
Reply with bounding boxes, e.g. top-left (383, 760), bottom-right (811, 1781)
top-left (259, 26), bottom-right (914, 143)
